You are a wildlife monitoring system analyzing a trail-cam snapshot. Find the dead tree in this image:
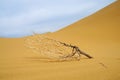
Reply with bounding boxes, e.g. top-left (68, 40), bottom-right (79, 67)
top-left (25, 34), bottom-right (93, 60)
top-left (43, 36), bottom-right (93, 59)
top-left (59, 41), bottom-right (93, 59)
